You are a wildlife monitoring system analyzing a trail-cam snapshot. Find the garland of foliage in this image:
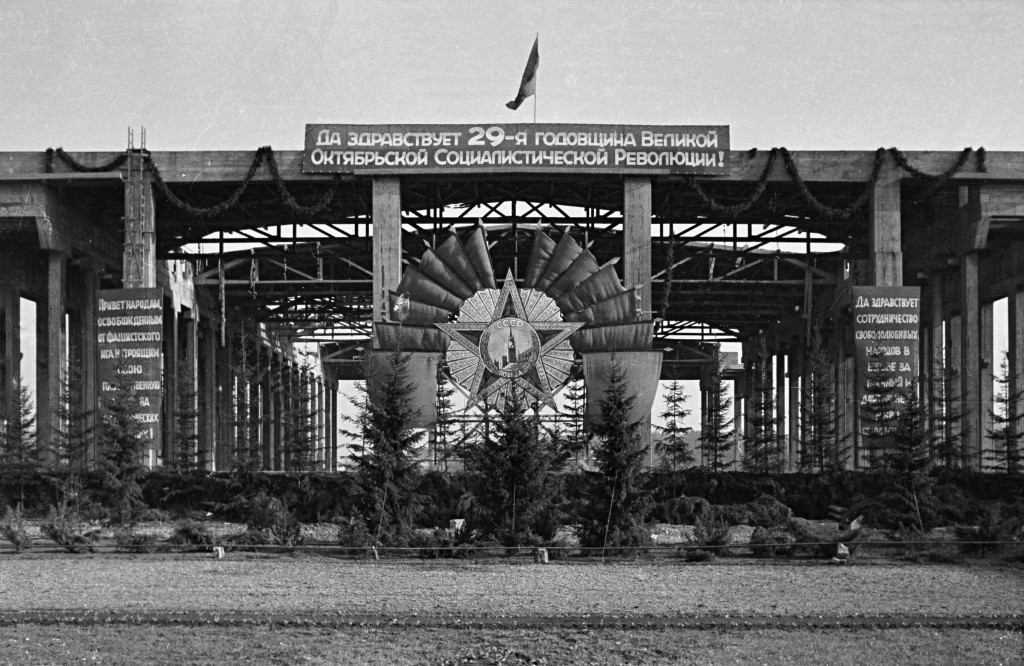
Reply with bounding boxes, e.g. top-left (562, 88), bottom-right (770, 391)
top-left (146, 146), bottom-right (343, 219)
top-left (780, 147), bottom-right (886, 220)
top-left (44, 147), bottom-right (128, 173)
top-left (684, 146), bottom-right (985, 219)
top-left (684, 148), bottom-right (779, 217)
